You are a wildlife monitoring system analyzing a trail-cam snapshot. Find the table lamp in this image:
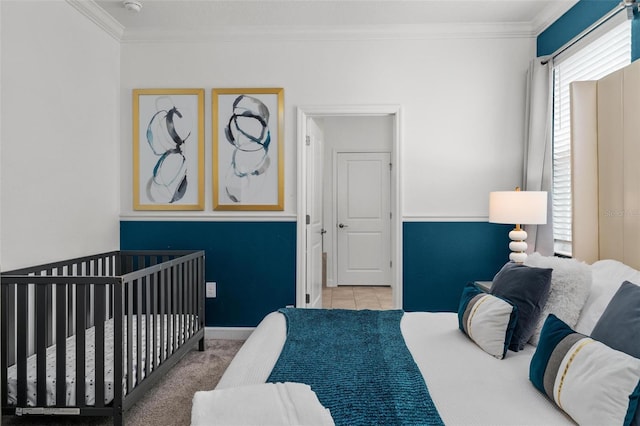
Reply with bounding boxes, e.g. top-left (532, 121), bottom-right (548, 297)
top-left (489, 187), bottom-right (547, 263)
